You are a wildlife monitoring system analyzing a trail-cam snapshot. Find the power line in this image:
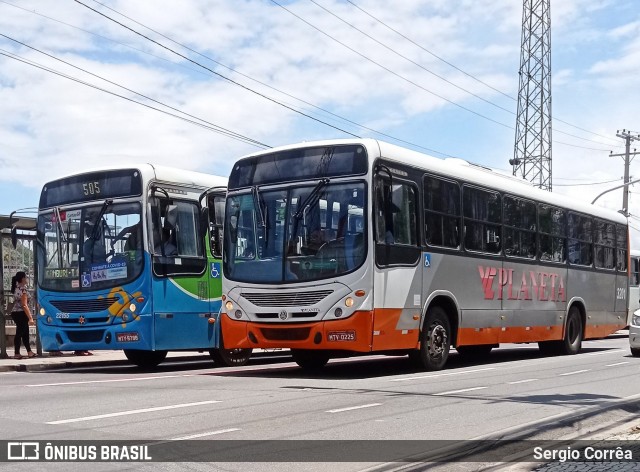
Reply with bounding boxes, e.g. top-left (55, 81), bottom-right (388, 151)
top-left (0, 33), bottom-right (268, 148)
top-left (81, 0), bottom-right (457, 158)
top-left (0, 49), bottom-right (271, 148)
top-left (553, 178), bottom-right (622, 187)
top-left (72, 0), bottom-right (361, 139)
top-left (272, 0), bottom-right (620, 151)
top-left (308, 0), bottom-right (514, 116)
top-left (342, 0), bottom-right (622, 147)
